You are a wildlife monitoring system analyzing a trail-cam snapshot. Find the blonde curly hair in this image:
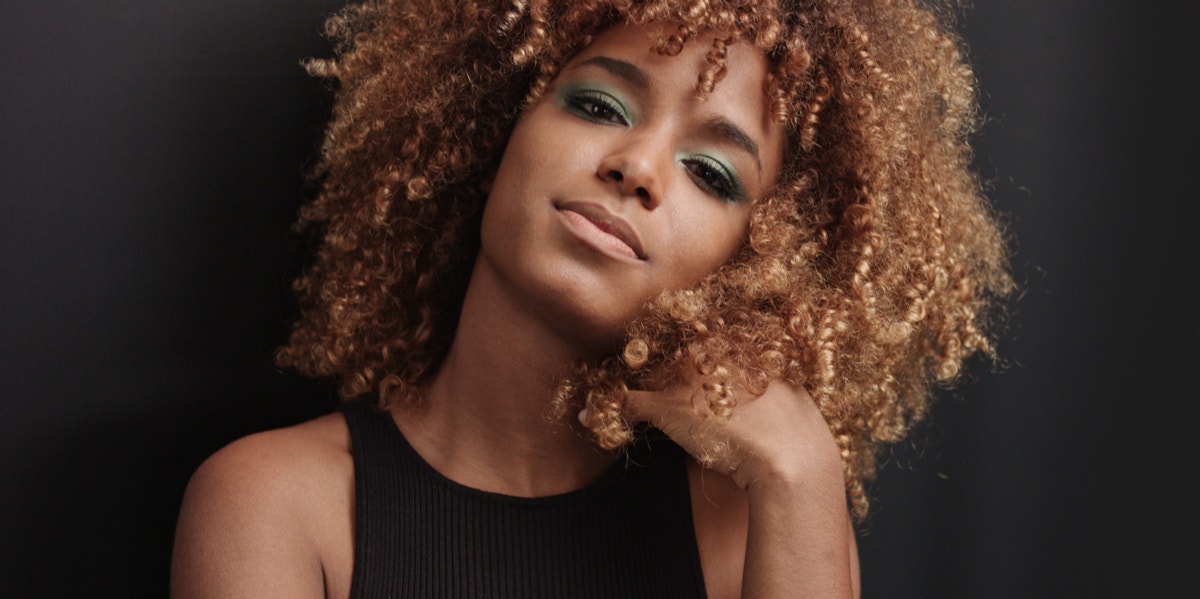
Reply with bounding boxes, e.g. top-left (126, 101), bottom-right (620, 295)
top-left (275, 0), bottom-right (1015, 521)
